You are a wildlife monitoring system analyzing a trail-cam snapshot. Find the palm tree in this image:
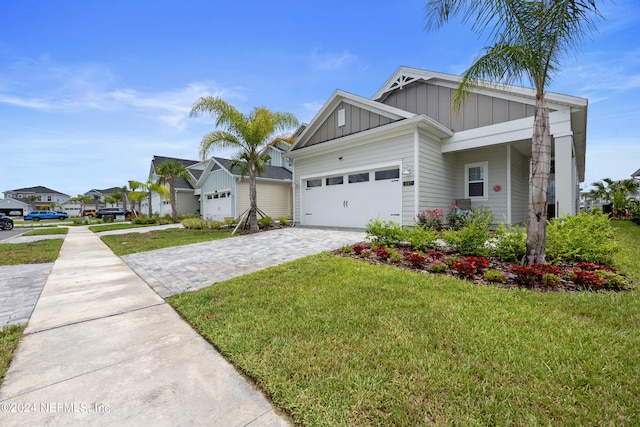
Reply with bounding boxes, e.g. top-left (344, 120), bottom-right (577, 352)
top-left (155, 160), bottom-right (191, 223)
top-left (93, 194), bottom-right (101, 211)
top-left (25, 194), bottom-right (39, 210)
top-left (425, 0), bottom-right (603, 265)
top-left (190, 97), bottom-right (298, 230)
